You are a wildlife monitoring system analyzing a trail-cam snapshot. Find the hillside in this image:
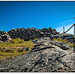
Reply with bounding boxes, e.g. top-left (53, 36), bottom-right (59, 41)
top-left (0, 37), bottom-right (74, 72)
top-left (0, 27), bottom-right (75, 72)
